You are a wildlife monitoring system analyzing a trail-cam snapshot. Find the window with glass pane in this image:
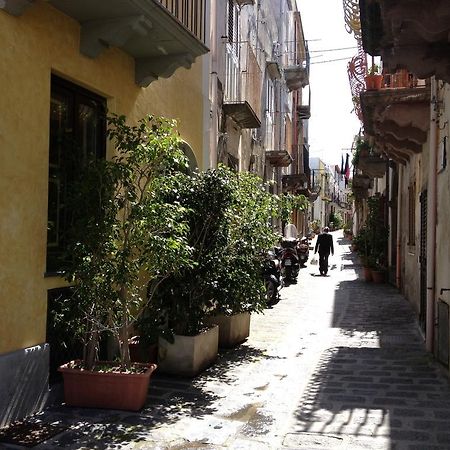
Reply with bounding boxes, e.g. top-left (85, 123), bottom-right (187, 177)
top-left (46, 76), bottom-right (106, 273)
